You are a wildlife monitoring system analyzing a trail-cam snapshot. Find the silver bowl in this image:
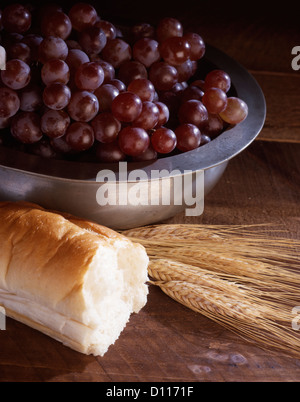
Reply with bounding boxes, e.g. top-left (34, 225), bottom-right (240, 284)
top-left (0, 45), bottom-right (266, 229)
